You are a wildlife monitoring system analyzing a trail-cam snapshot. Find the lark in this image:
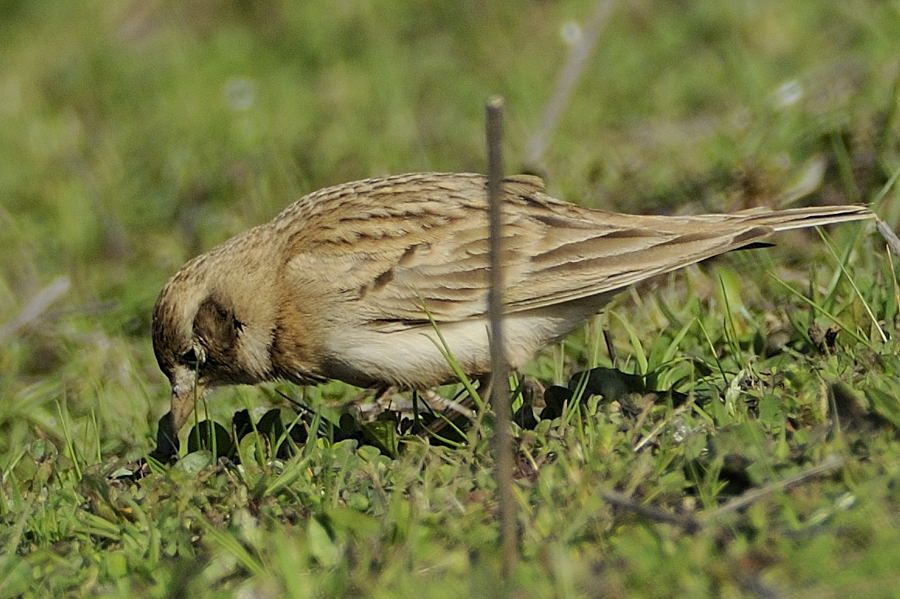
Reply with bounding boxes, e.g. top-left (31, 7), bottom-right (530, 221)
top-left (152, 172), bottom-right (872, 435)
